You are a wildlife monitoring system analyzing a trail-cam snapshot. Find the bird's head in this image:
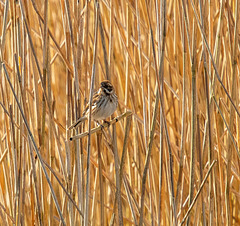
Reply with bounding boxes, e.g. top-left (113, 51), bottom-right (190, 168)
top-left (100, 80), bottom-right (115, 95)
